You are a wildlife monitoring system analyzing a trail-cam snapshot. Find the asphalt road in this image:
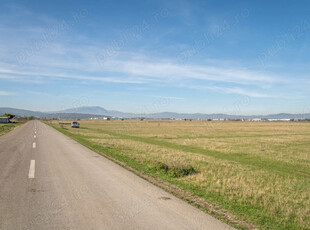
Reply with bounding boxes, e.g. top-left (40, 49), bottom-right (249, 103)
top-left (0, 120), bottom-right (234, 230)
